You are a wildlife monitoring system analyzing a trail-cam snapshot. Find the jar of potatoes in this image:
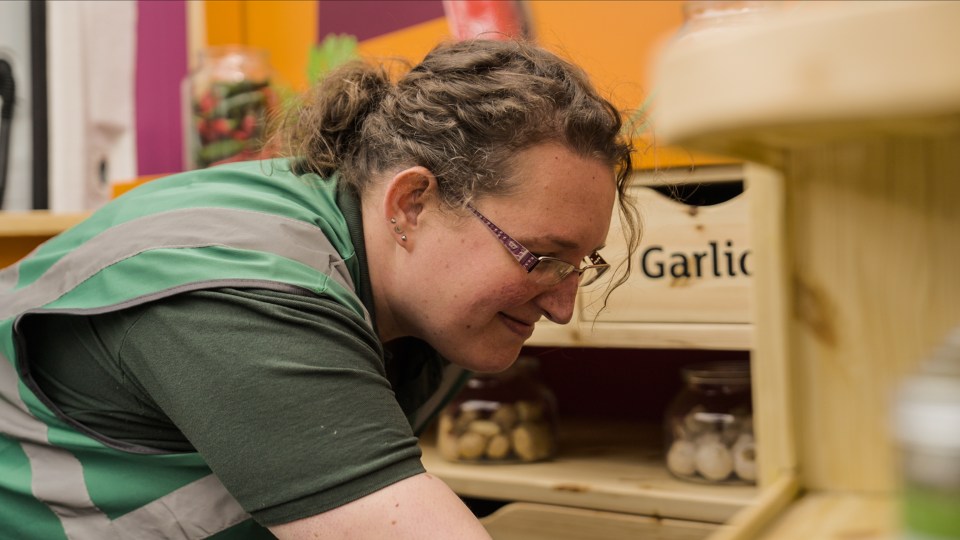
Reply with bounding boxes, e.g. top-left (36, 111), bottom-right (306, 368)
top-left (437, 356), bottom-right (558, 464)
